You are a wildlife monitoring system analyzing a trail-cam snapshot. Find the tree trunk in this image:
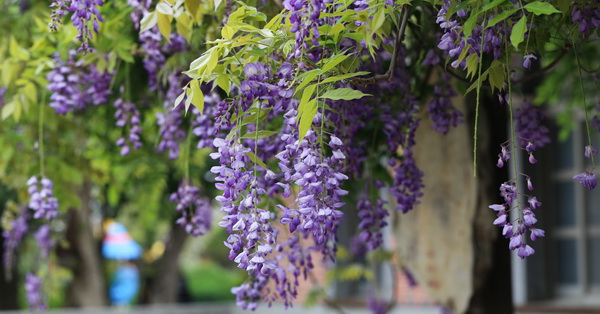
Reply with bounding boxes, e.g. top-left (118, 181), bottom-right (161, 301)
top-left (466, 95), bottom-right (514, 314)
top-left (66, 179), bottom-right (107, 307)
top-left (147, 224), bottom-right (188, 304)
